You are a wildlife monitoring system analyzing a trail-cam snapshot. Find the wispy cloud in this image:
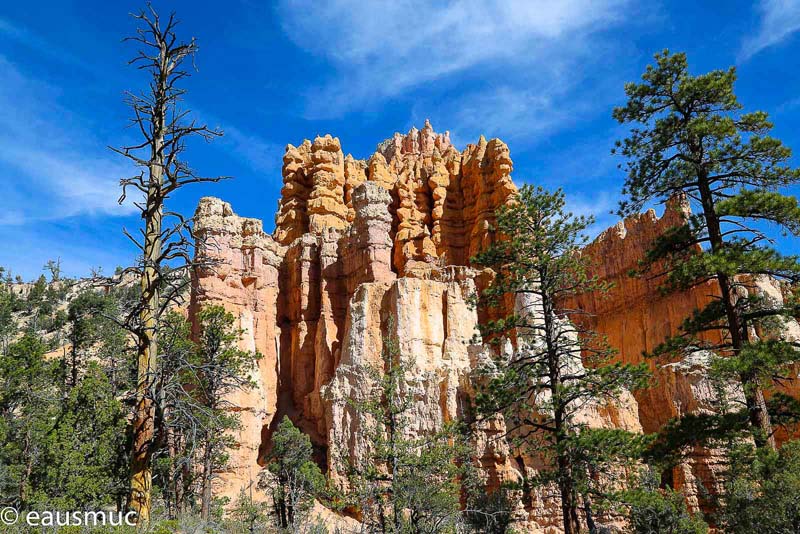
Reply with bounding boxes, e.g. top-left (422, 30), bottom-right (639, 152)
top-left (218, 125), bottom-right (284, 176)
top-left (566, 190), bottom-right (619, 238)
top-left (196, 109), bottom-right (285, 181)
top-left (740, 0), bottom-right (800, 61)
top-left (0, 55), bottom-right (135, 225)
top-left (0, 17), bottom-right (90, 69)
top-left (514, 178), bottom-right (620, 239)
top-left (278, 0), bottom-right (636, 128)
